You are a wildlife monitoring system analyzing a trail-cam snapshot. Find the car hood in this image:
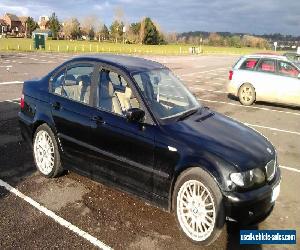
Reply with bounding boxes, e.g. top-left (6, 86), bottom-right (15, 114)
top-left (166, 108), bottom-right (275, 171)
